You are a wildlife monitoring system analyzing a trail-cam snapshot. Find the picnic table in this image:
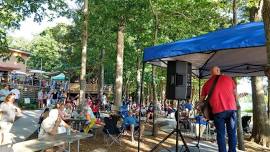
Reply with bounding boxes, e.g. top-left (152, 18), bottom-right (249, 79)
top-left (10, 132), bottom-right (92, 152)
